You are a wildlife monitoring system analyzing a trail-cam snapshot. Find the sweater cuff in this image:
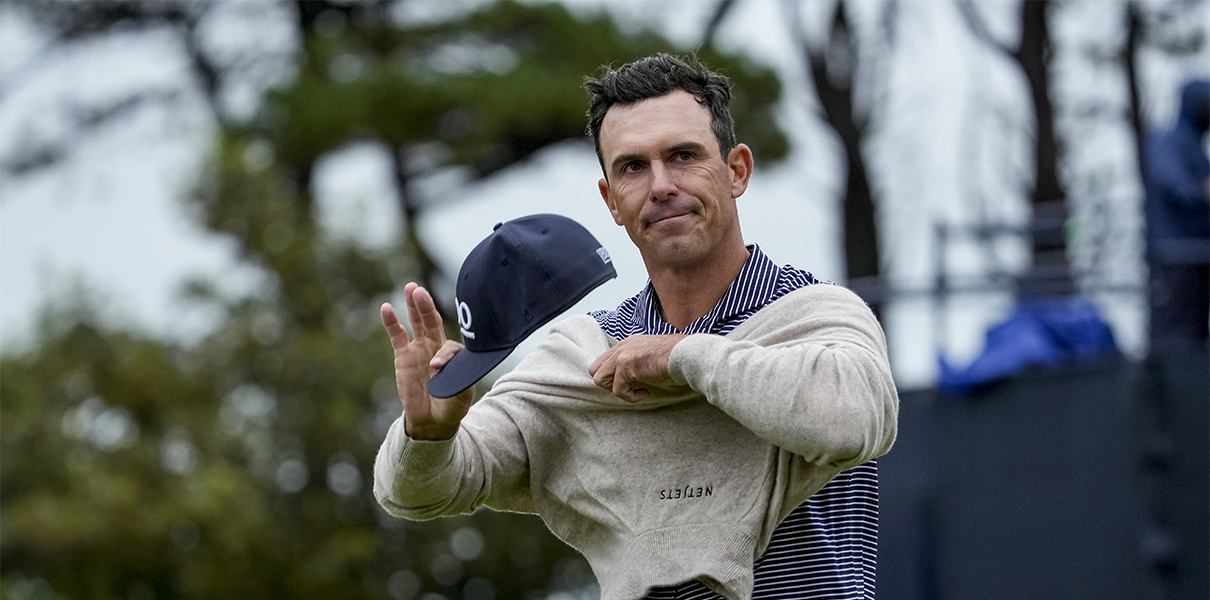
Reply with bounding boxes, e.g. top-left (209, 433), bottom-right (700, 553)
top-left (668, 333), bottom-right (727, 390)
top-left (398, 434), bottom-right (457, 479)
top-left (375, 416), bottom-right (458, 495)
